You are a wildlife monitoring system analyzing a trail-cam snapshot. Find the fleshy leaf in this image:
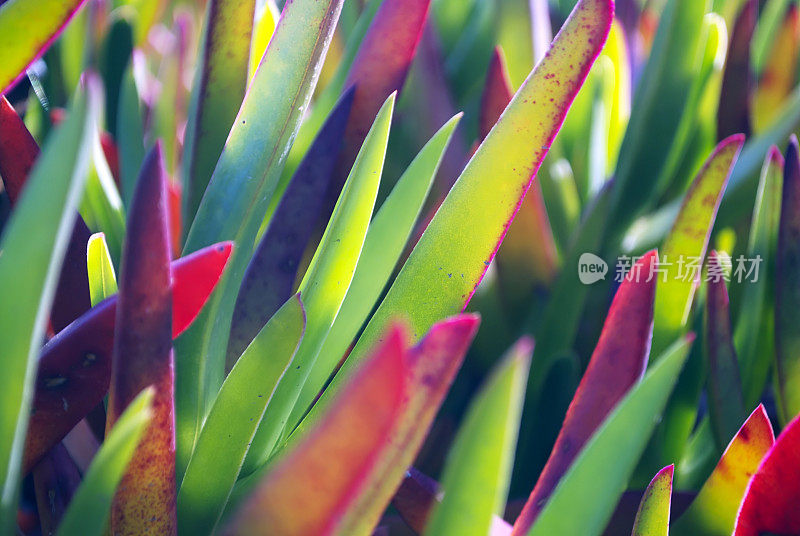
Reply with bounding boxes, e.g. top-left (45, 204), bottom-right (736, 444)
top-left (106, 143), bottom-right (175, 535)
top-left (425, 339), bottom-right (532, 536)
top-left (290, 111), bottom-right (461, 427)
top-left (240, 94), bottom-right (392, 475)
top-left (177, 296), bottom-right (305, 535)
top-left (175, 0), bottom-right (343, 473)
top-left (0, 95), bottom-right (94, 332)
top-left (513, 252), bottom-right (658, 533)
top-left (705, 251), bottom-right (746, 448)
top-left (733, 411), bottom-right (800, 536)
top-left (631, 465), bottom-right (673, 536)
top-left (0, 0), bottom-right (90, 93)
top-left (86, 232), bottom-right (117, 307)
top-left (0, 80), bottom-right (96, 528)
top-left (775, 135), bottom-right (800, 424)
top-left (223, 325), bottom-right (407, 536)
top-left (182, 0), bottom-right (255, 223)
top-left (321, 0), bottom-right (613, 409)
top-left (57, 387), bottom-right (153, 536)
top-left (24, 242), bottom-right (232, 473)
top-left (525, 335), bottom-right (694, 536)
top-left (226, 89), bottom-right (353, 365)
top-left (672, 405), bottom-right (774, 536)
